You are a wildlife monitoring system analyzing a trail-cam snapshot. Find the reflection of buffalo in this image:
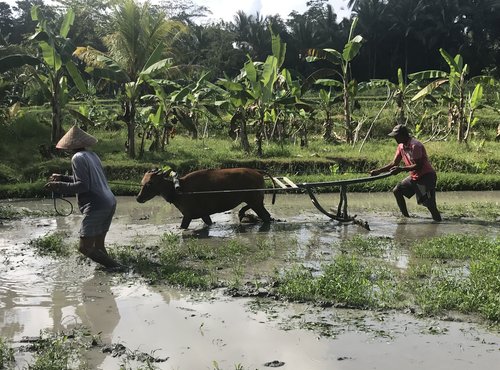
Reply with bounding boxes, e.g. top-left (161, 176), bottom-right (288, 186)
top-left (136, 168), bottom-right (274, 229)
